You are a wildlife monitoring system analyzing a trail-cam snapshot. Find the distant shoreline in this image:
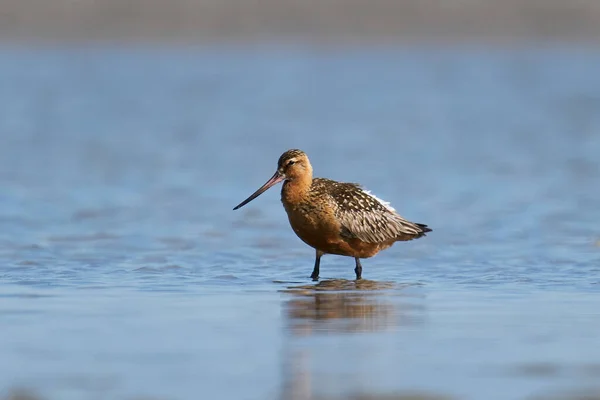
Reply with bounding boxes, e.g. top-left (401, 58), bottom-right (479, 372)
top-left (1, 0), bottom-right (600, 44)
